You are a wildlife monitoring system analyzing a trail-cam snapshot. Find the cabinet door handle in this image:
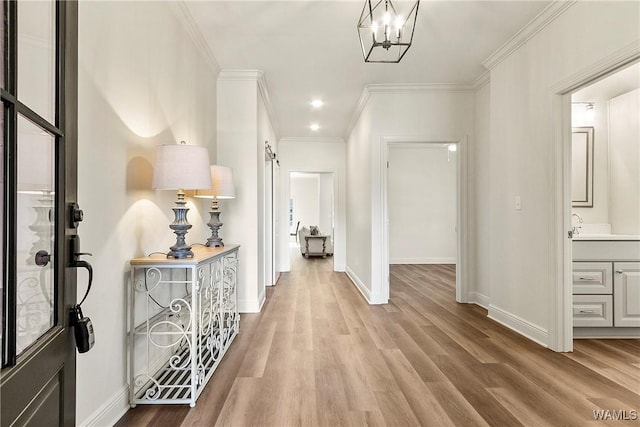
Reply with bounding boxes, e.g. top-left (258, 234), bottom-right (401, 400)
top-left (578, 277), bottom-right (595, 281)
top-left (578, 309), bottom-right (597, 314)
top-left (616, 270), bottom-right (624, 274)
